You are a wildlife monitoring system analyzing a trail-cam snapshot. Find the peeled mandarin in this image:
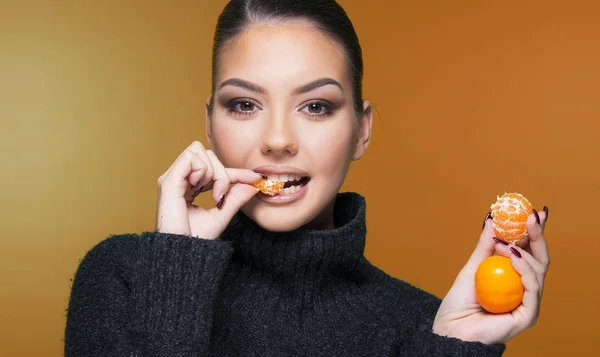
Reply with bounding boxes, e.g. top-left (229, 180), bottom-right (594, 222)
top-left (253, 179), bottom-right (284, 196)
top-left (490, 192), bottom-right (533, 248)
